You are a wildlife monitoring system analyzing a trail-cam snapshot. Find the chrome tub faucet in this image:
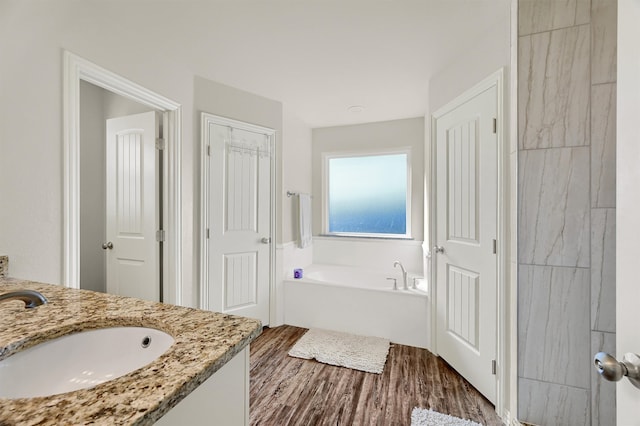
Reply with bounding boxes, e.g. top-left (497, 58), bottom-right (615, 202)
top-left (393, 261), bottom-right (408, 290)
